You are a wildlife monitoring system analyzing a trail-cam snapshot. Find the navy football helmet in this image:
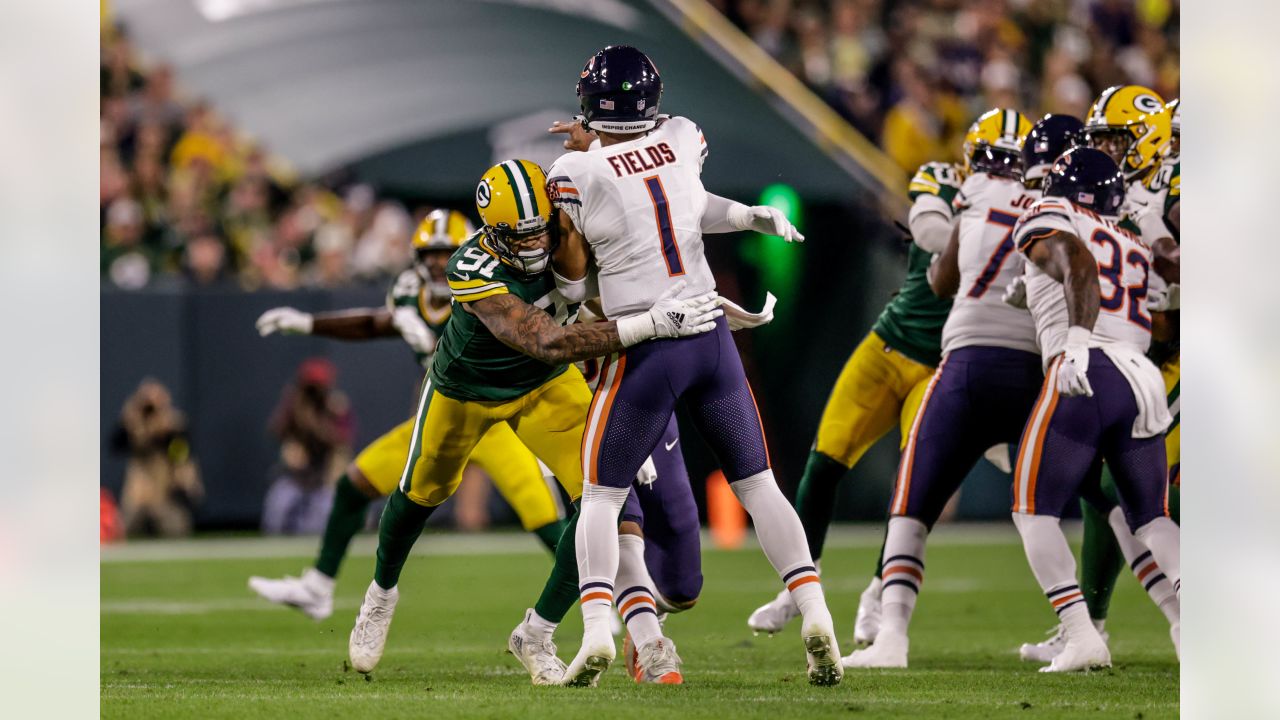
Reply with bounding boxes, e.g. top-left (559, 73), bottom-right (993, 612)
top-left (576, 45), bottom-right (662, 134)
top-left (1043, 147), bottom-right (1126, 216)
top-left (1023, 114), bottom-right (1084, 183)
